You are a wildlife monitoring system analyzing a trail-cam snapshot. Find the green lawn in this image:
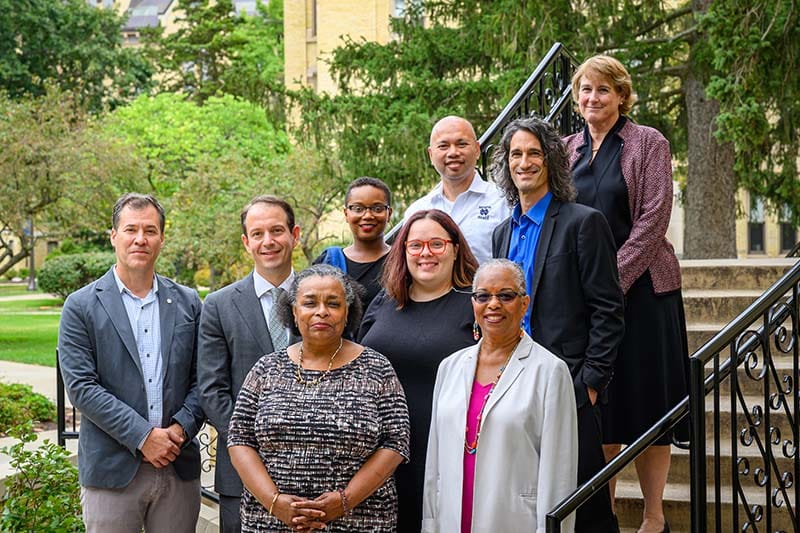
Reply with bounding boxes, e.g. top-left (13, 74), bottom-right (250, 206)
top-left (0, 284), bottom-right (40, 297)
top-left (0, 298), bottom-right (61, 367)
